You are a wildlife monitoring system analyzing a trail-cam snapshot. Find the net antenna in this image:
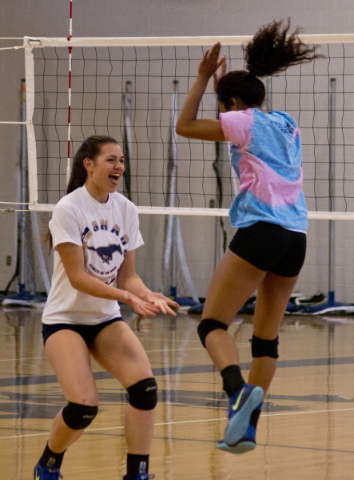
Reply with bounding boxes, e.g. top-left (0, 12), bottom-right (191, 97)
top-left (163, 80), bottom-right (199, 306)
top-left (123, 80), bottom-right (132, 200)
top-left (66, 0), bottom-right (73, 186)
